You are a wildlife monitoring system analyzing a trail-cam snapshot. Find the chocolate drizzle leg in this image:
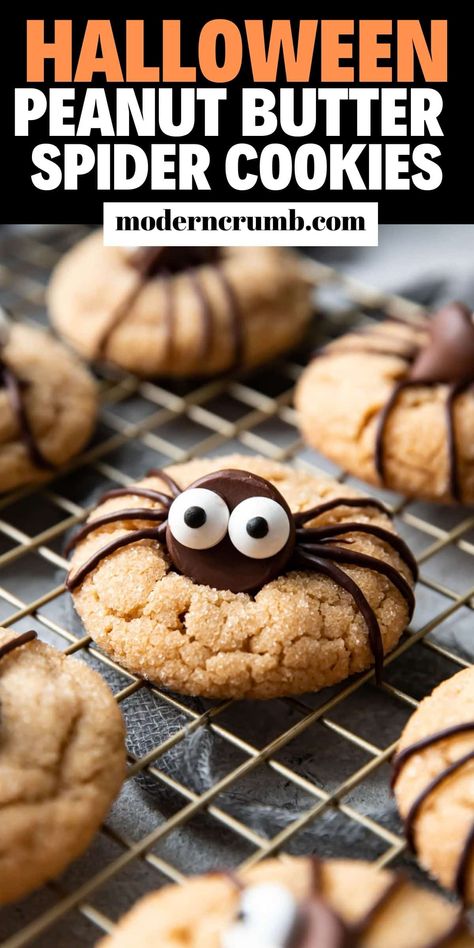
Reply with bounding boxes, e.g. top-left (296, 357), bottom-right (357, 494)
top-left (403, 750), bottom-right (474, 851)
top-left (95, 246), bottom-right (245, 373)
top-left (393, 720), bottom-right (474, 903)
top-left (455, 822), bottom-right (474, 902)
top-left (214, 268), bottom-right (245, 370)
top-left (374, 378), bottom-right (470, 502)
top-left (373, 304), bottom-right (474, 501)
top-left (66, 470), bottom-right (414, 684)
top-left (0, 629), bottom-right (37, 661)
top-left (0, 345), bottom-right (53, 472)
top-left (290, 856), bottom-right (467, 946)
top-left (294, 549), bottom-right (385, 682)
